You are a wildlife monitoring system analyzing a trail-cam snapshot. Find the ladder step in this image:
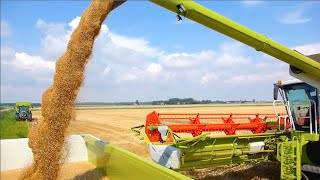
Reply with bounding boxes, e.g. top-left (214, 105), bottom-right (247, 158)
top-left (280, 140), bottom-right (301, 179)
top-left (282, 175), bottom-right (296, 179)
